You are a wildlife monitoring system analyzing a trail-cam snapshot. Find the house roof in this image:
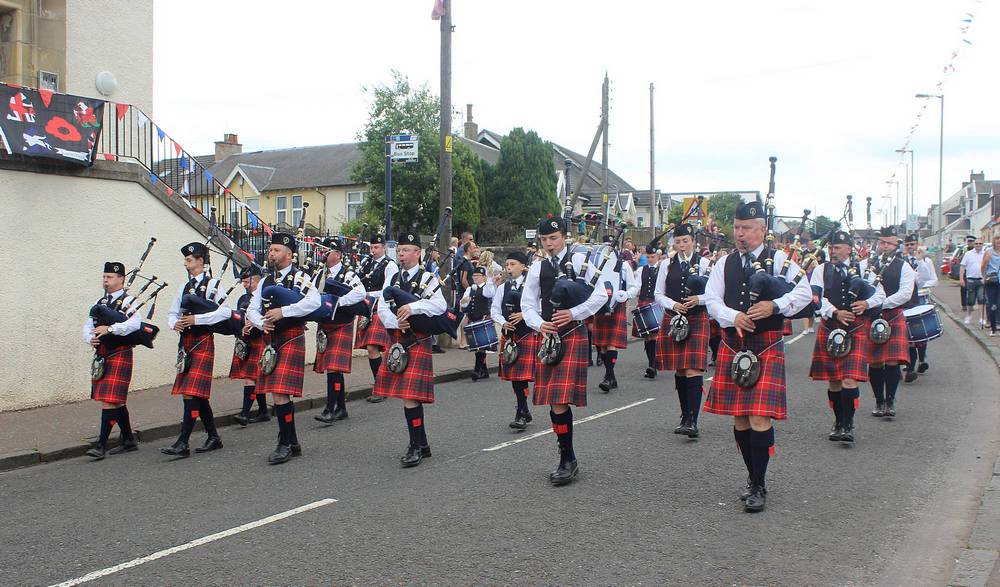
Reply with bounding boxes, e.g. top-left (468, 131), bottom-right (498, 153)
top-left (207, 143), bottom-right (364, 192)
top-left (457, 136), bottom-right (499, 165)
